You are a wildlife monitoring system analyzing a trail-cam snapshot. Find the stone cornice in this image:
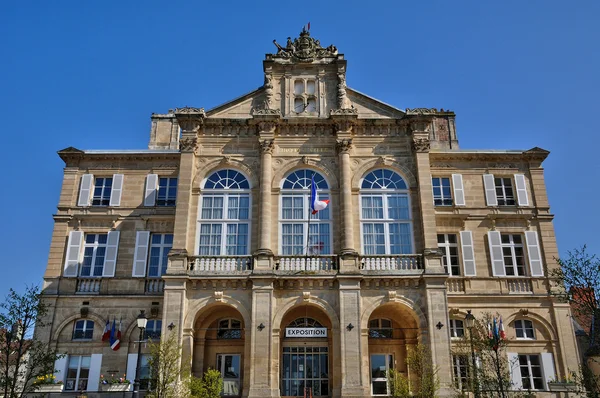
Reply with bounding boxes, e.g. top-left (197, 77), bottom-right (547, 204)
top-left (430, 147), bottom-right (549, 163)
top-left (57, 147), bottom-right (180, 166)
